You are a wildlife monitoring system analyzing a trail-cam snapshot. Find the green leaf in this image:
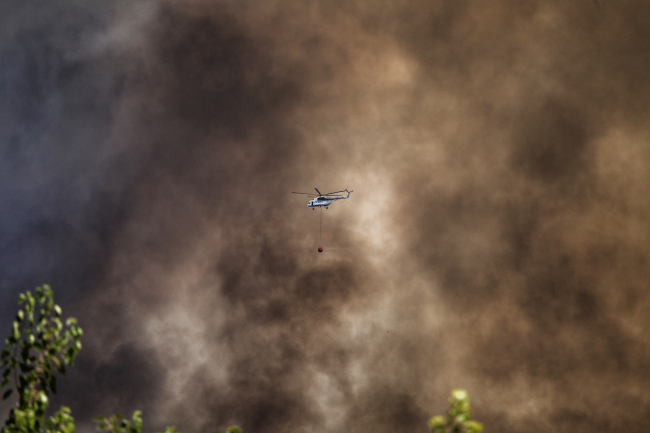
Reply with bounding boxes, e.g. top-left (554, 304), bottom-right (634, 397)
top-left (428, 415), bottom-right (446, 429)
top-left (38, 391), bottom-right (48, 404)
top-left (2, 389), bottom-right (12, 400)
top-left (13, 321), bottom-right (20, 340)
